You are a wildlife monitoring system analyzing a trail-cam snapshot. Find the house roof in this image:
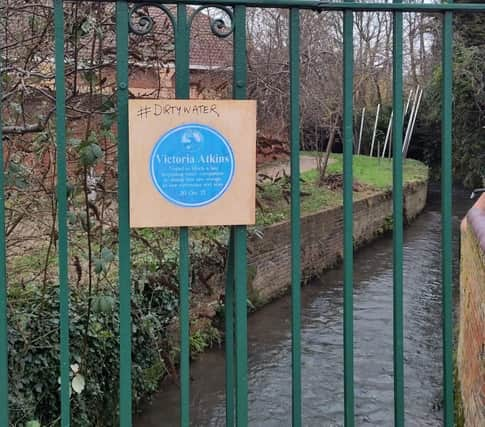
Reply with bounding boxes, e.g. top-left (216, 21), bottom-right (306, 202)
top-left (190, 10), bottom-right (233, 69)
top-left (130, 5), bottom-right (233, 70)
